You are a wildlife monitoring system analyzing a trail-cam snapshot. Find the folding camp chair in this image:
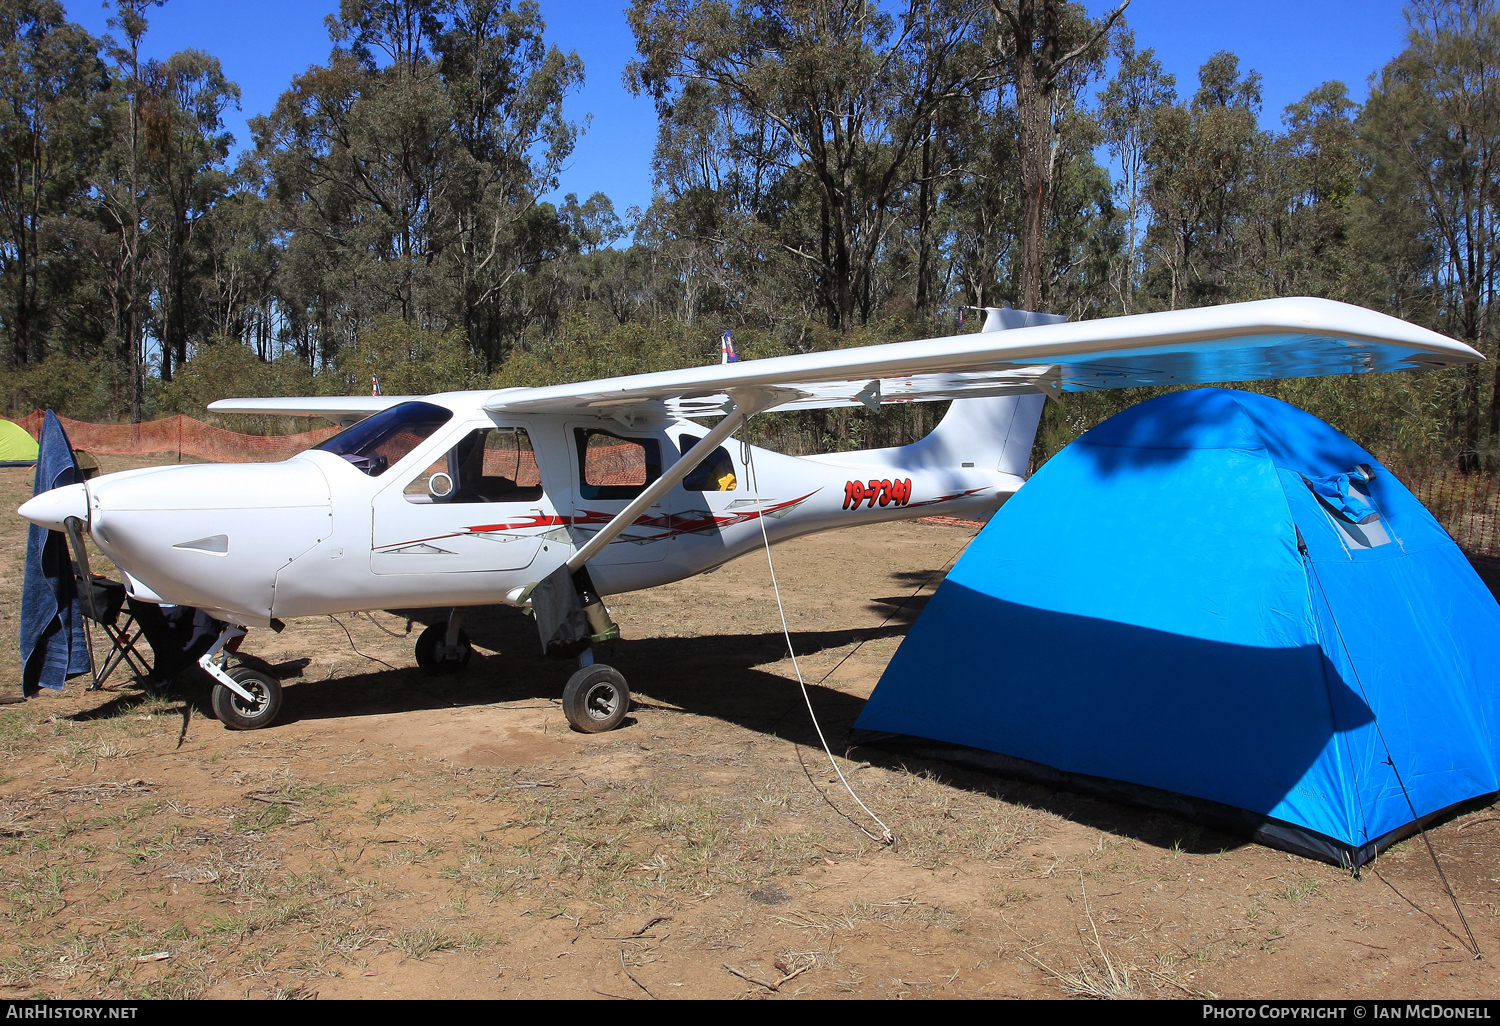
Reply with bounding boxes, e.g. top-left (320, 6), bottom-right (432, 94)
top-left (62, 516), bottom-right (154, 690)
